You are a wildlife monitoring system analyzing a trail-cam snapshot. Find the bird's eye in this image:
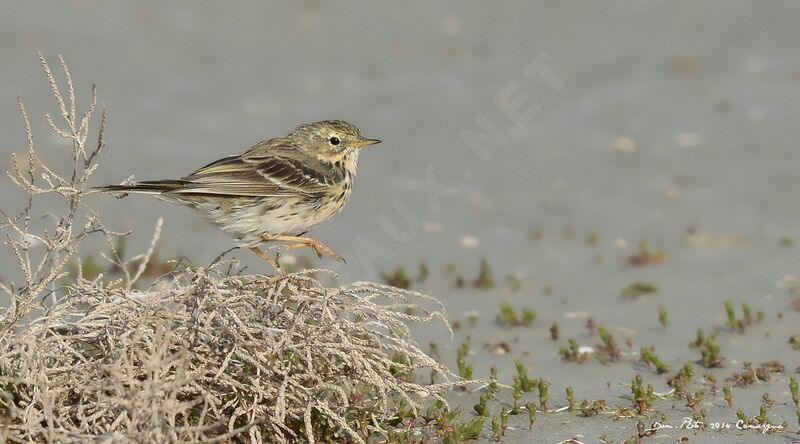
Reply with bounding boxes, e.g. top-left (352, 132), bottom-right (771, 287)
top-left (328, 136), bottom-right (340, 146)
